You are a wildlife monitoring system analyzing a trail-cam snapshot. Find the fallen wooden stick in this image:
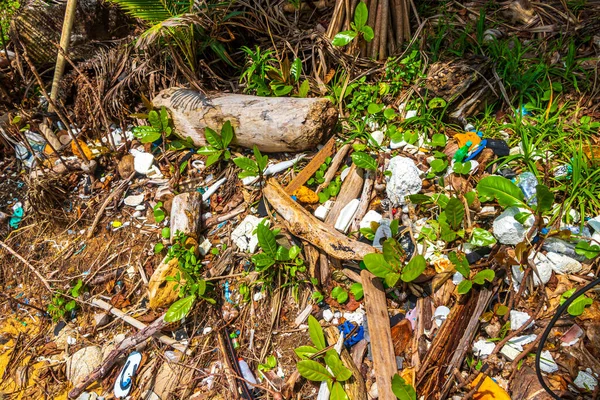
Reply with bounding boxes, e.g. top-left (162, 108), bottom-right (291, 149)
top-left (263, 179), bottom-right (376, 260)
top-left (91, 298), bottom-right (188, 354)
top-left (317, 144), bottom-right (351, 193)
top-left (351, 170), bottom-right (375, 232)
top-left (361, 270), bottom-right (397, 400)
top-left (87, 171), bottom-right (136, 238)
top-left (204, 204), bottom-right (246, 228)
top-left (285, 137), bottom-right (336, 195)
top-left (0, 240), bottom-right (52, 292)
top-left (68, 312), bottom-right (168, 399)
